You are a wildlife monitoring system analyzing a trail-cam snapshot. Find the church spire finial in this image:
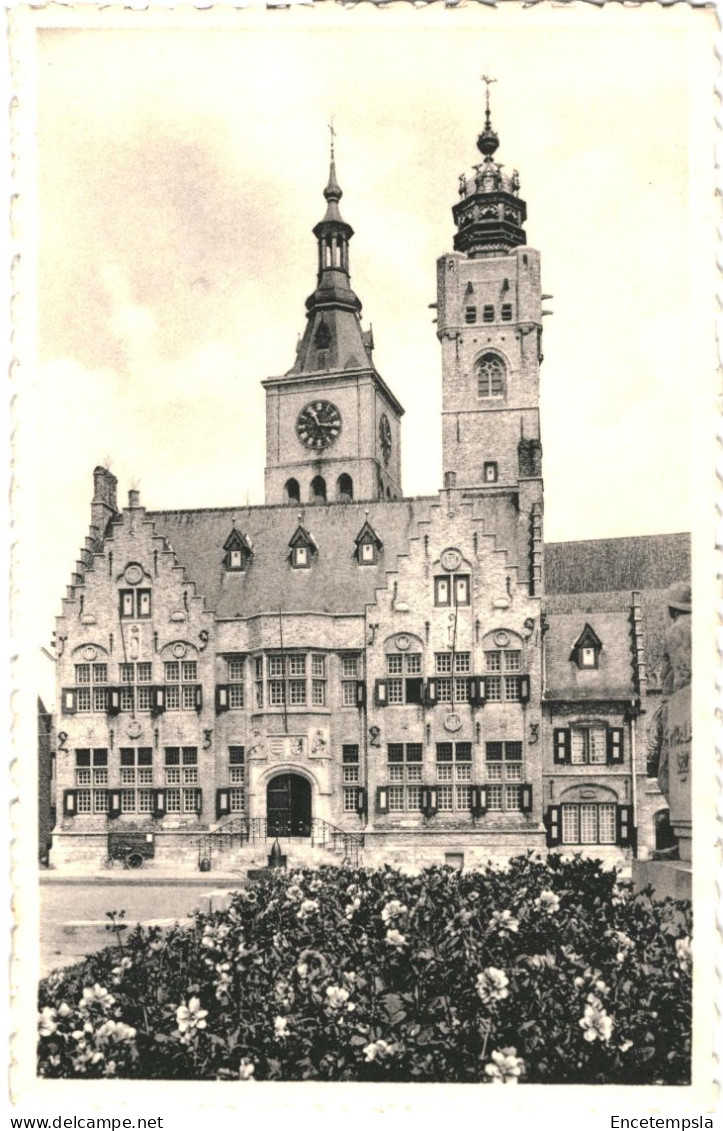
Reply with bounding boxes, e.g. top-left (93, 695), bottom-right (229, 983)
top-left (478, 73), bottom-right (500, 159)
top-left (324, 116), bottom-right (342, 204)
